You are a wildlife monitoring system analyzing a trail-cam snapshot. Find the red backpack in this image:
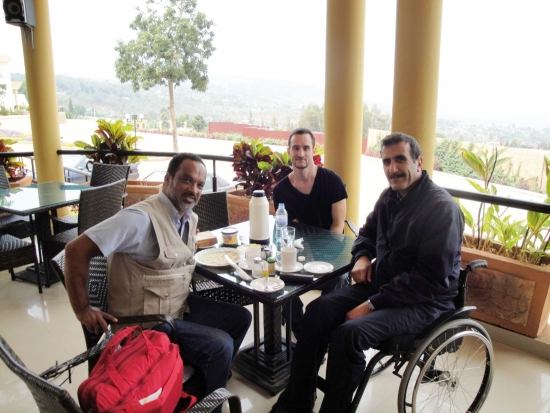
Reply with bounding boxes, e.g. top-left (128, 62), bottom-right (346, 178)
top-left (78, 326), bottom-right (196, 413)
